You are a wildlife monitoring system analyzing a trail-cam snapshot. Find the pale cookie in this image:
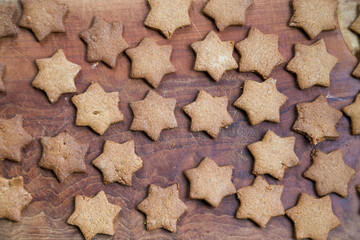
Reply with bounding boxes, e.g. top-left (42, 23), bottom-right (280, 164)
top-left (0, 5), bottom-right (17, 38)
top-left (343, 93), bottom-right (360, 135)
top-left (0, 63), bottom-right (5, 92)
top-left (350, 6), bottom-right (360, 35)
